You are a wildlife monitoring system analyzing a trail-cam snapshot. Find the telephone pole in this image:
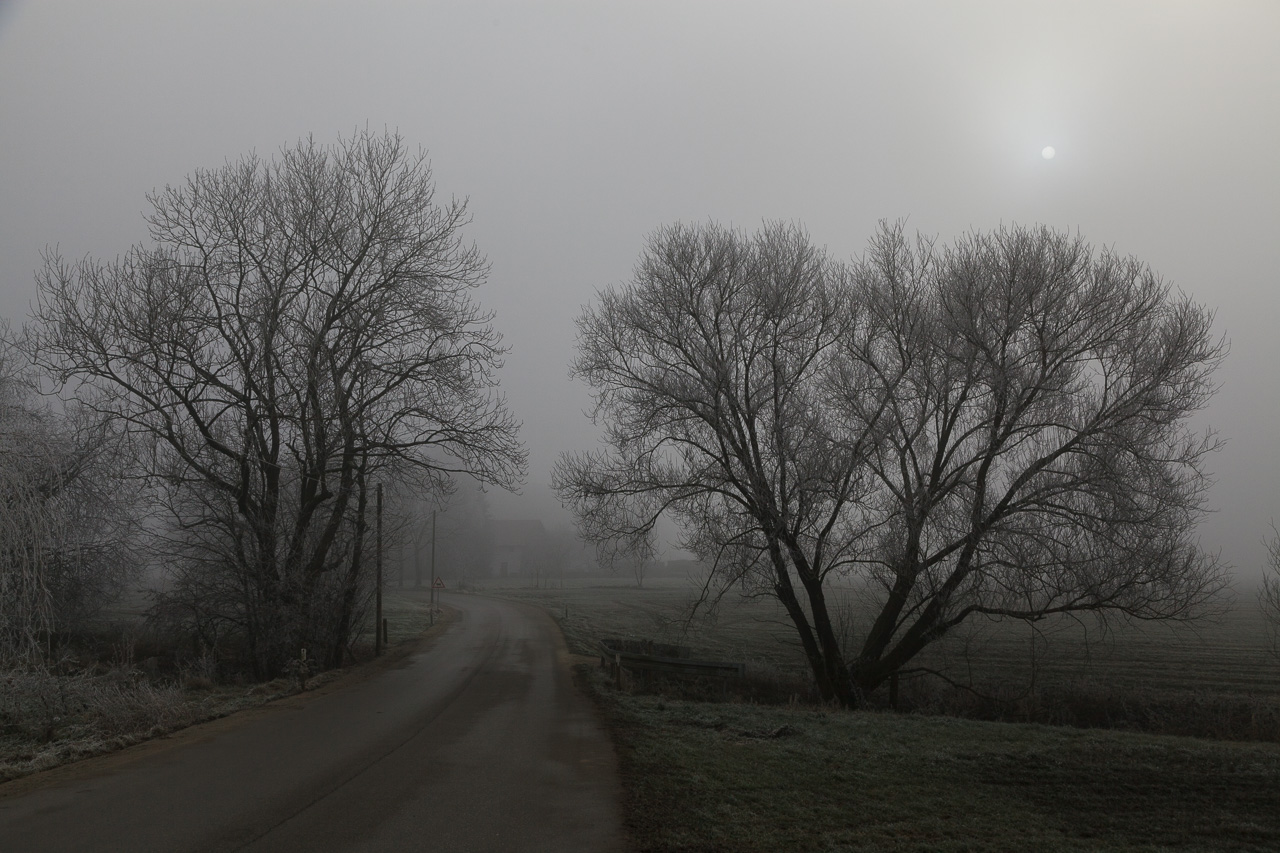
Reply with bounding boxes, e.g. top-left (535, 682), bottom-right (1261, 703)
top-left (375, 482), bottom-right (383, 656)
top-left (414, 524), bottom-right (422, 589)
